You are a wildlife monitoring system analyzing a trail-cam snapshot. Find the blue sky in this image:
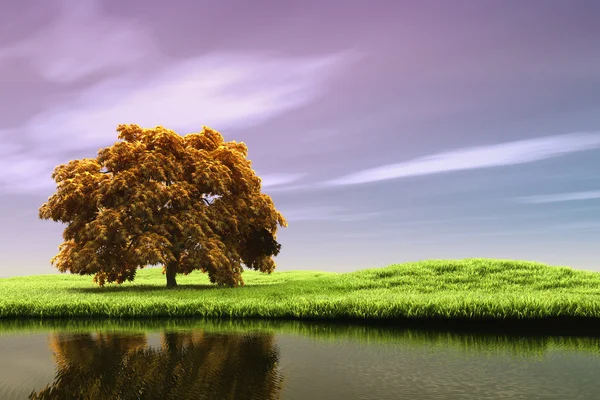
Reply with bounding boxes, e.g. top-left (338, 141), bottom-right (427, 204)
top-left (1, 0), bottom-right (600, 277)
